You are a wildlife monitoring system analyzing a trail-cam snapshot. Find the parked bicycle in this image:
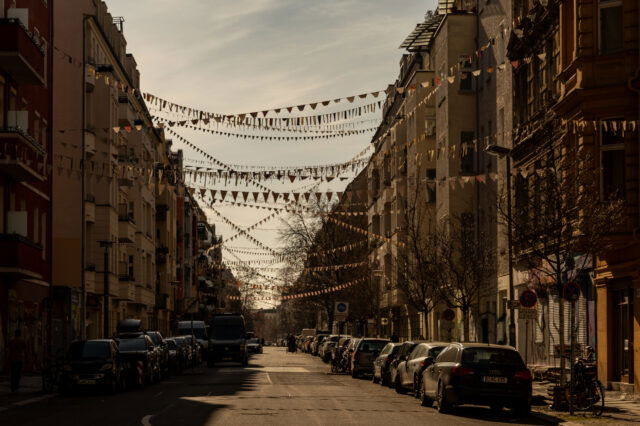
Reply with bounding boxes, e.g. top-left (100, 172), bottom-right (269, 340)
top-left (42, 354), bottom-right (68, 393)
top-left (567, 346), bottom-right (604, 416)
